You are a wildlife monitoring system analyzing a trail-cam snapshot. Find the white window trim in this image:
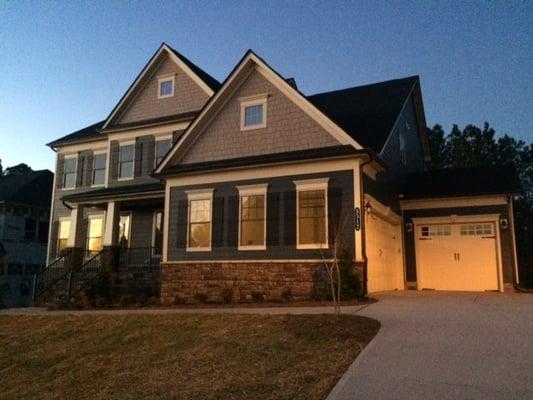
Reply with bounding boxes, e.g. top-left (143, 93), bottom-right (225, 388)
top-left (158, 75), bottom-right (175, 99)
top-left (237, 183), bottom-right (268, 251)
top-left (62, 154), bottom-right (78, 191)
top-left (294, 178), bottom-right (329, 250)
top-left (240, 93), bottom-right (268, 131)
top-left (118, 140), bottom-right (135, 181)
top-left (154, 135), bottom-right (173, 168)
top-left (186, 189), bottom-right (214, 252)
top-left (91, 149), bottom-right (107, 188)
